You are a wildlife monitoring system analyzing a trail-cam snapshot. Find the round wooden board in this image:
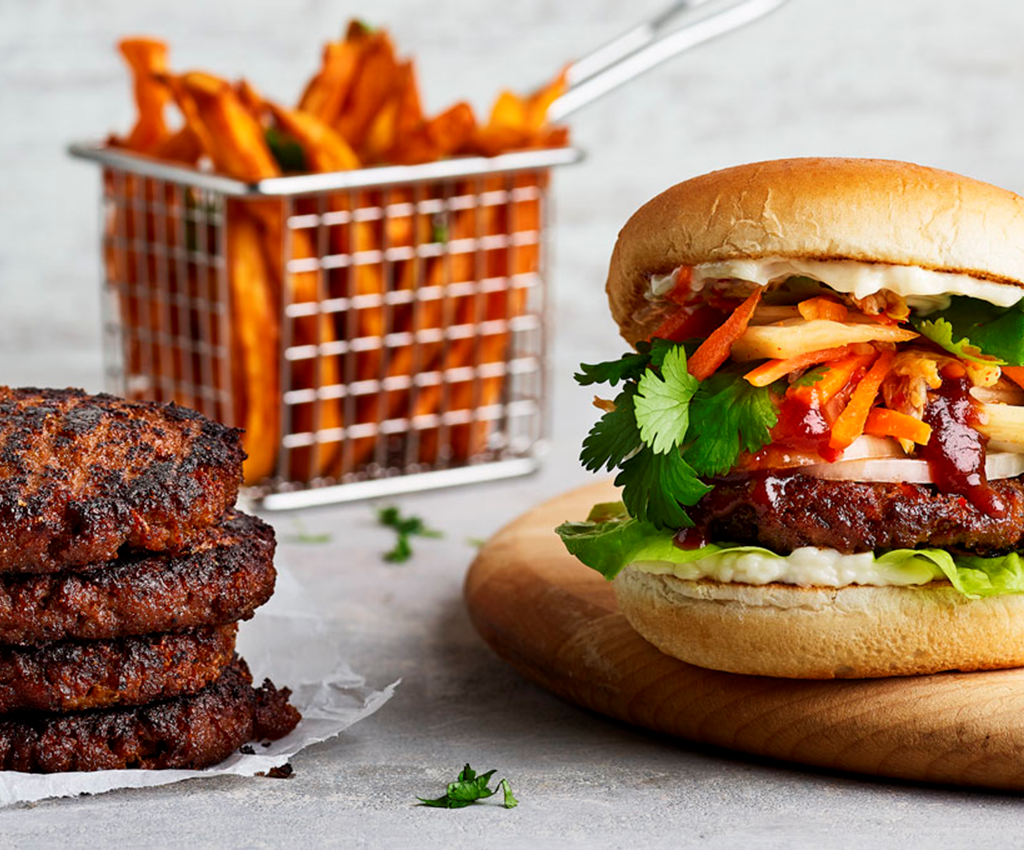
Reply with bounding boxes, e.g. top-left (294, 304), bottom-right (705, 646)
top-left (465, 480), bottom-right (1024, 792)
